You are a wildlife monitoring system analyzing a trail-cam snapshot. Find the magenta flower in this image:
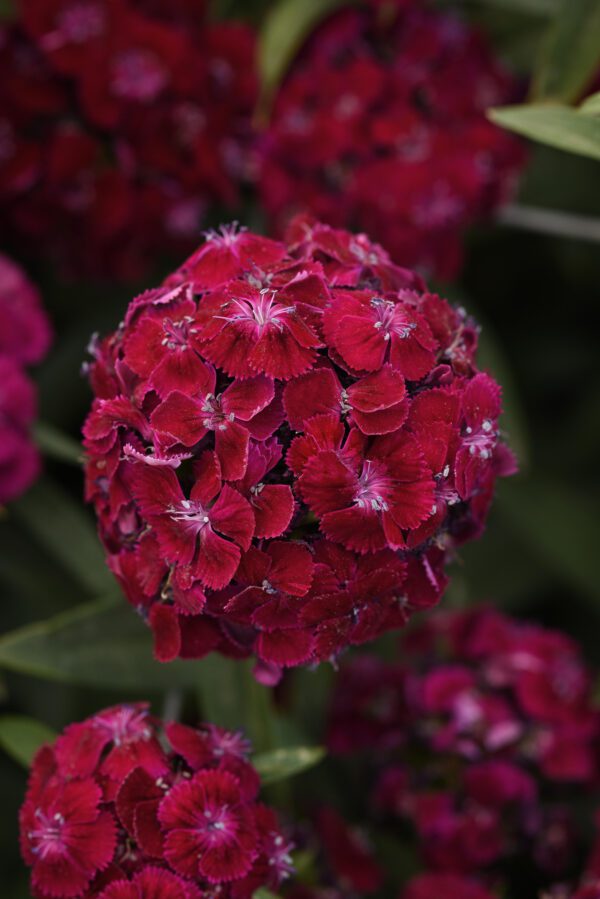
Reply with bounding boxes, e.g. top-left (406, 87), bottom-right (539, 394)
top-left (258, 3), bottom-right (526, 280)
top-left (83, 220), bottom-right (513, 673)
top-left (328, 607), bottom-right (600, 890)
top-left (402, 873), bottom-right (495, 899)
top-left (130, 455), bottom-right (254, 589)
top-left (19, 705), bottom-right (292, 898)
top-left (159, 769), bottom-right (259, 882)
top-left (0, 254), bottom-right (51, 503)
top-left (20, 778), bottom-right (116, 898)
